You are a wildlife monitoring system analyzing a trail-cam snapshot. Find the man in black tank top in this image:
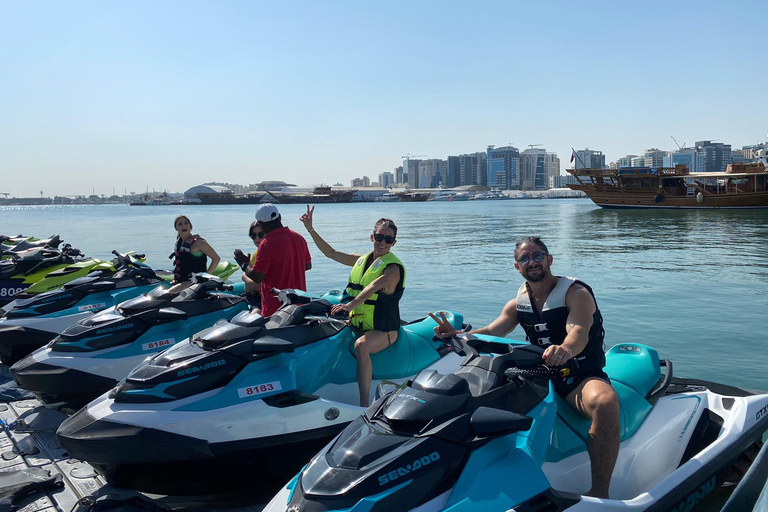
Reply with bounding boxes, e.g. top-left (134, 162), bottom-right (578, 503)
top-left (430, 236), bottom-right (619, 499)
